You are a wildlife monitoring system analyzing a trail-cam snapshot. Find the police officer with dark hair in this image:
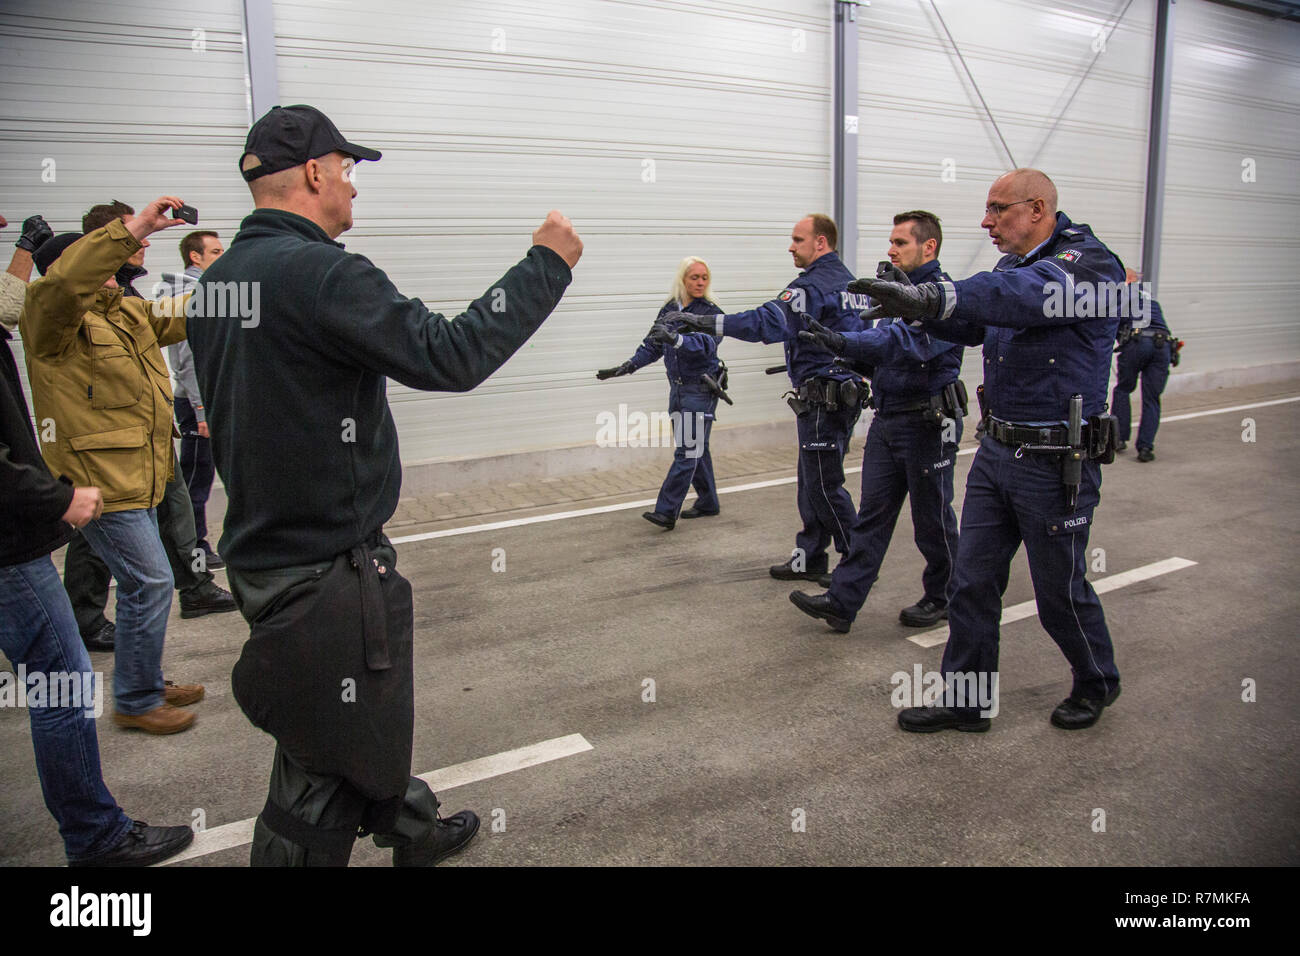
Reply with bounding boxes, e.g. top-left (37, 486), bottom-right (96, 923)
top-left (597, 256), bottom-right (723, 529)
top-left (1111, 268), bottom-right (1174, 462)
top-left (188, 105), bottom-right (582, 865)
top-left (669, 214), bottom-right (865, 585)
top-left (855, 169), bottom-right (1123, 732)
top-left (791, 210), bottom-right (964, 633)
